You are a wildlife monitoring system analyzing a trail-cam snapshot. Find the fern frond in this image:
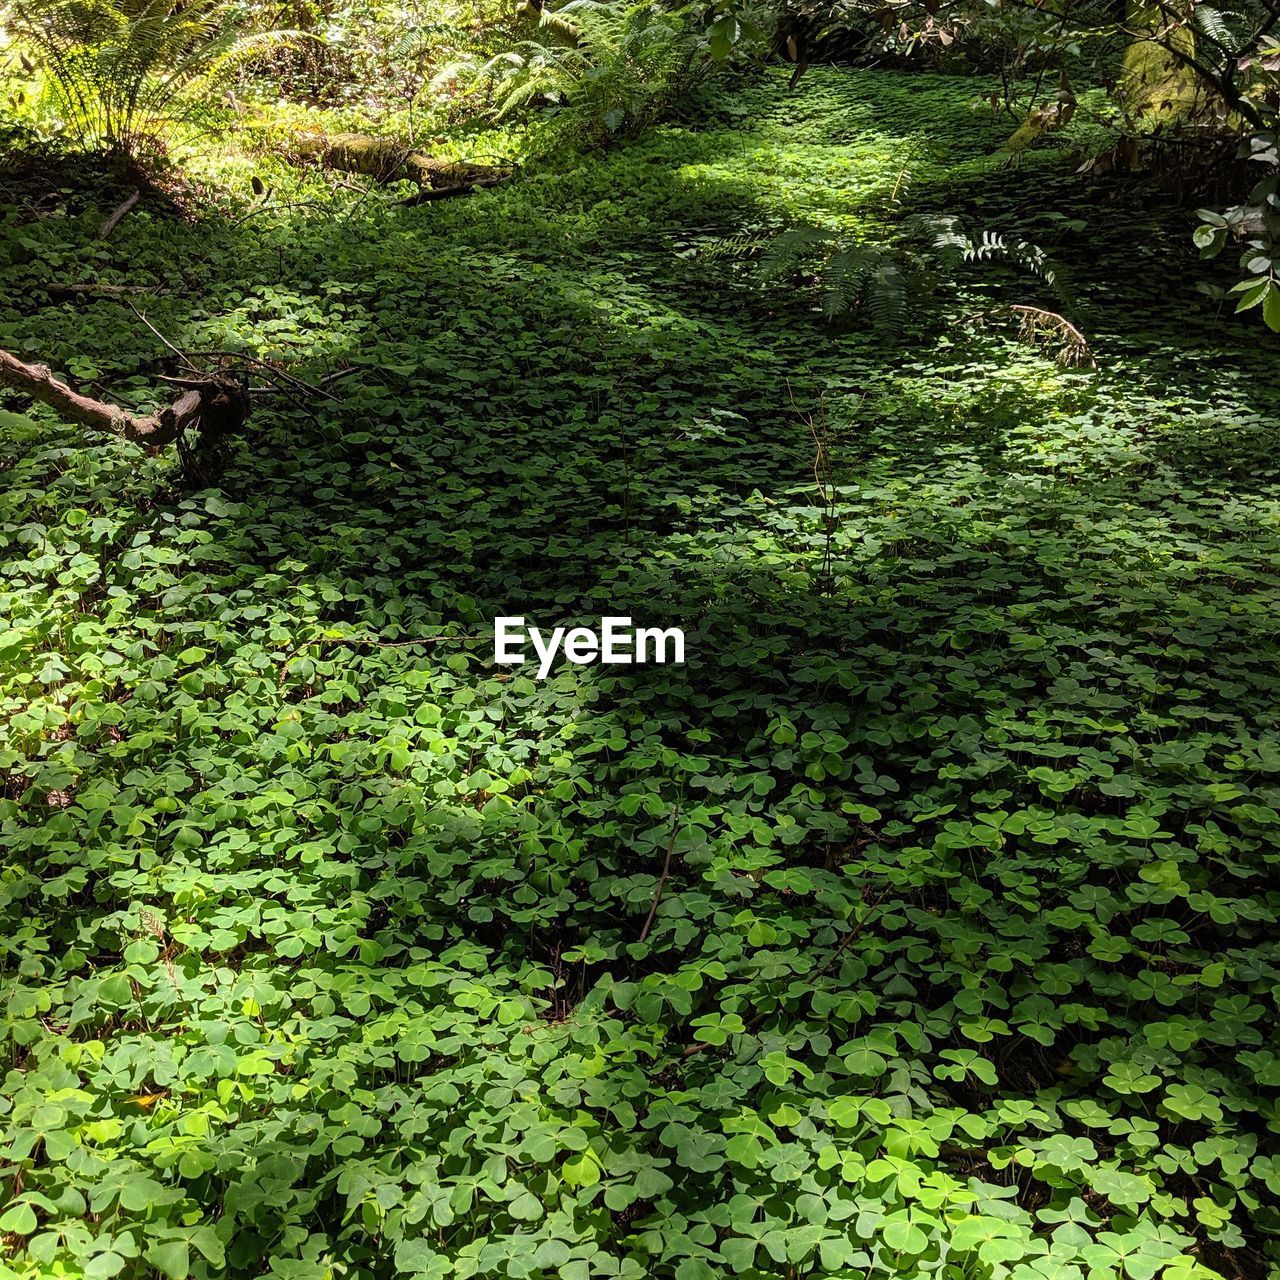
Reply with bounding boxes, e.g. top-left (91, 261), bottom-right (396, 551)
top-left (8, 0), bottom-right (274, 153)
top-left (822, 244), bottom-right (874, 320)
top-left (865, 259), bottom-right (906, 333)
top-left (454, 0), bottom-right (707, 147)
top-left (759, 225), bottom-right (837, 279)
top-left (932, 220), bottom-right (1071, 307)
top-left (754, 223), bottom-right (914, 332)
top-left (699, 229), bottom-right (775, 261)
top-left (1192, 3), bottom-right (1248, 53)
